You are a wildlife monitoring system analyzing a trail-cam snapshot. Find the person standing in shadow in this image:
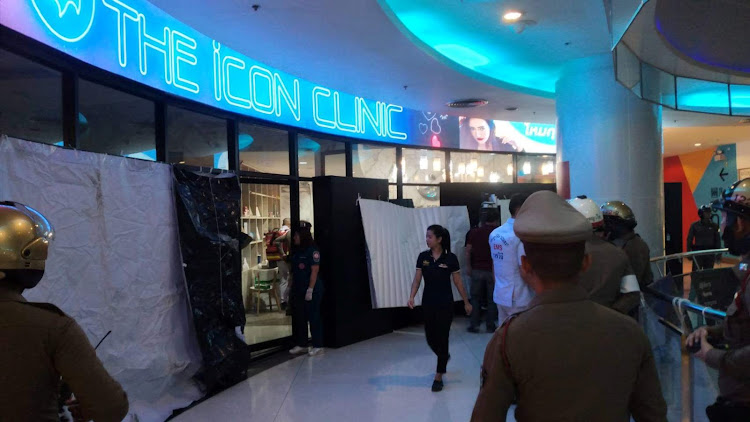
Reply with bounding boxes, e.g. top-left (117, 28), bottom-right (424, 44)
top-left (288, 222), bottom-right (325, 357)
top-left (687, 205), bottom-right (721, 271)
